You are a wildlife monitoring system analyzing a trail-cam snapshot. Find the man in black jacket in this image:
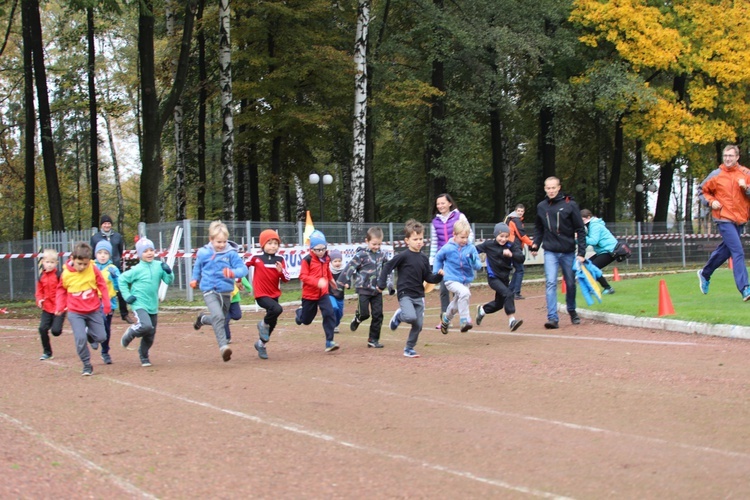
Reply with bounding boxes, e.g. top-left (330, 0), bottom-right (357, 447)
top-left (91, 215), bottom-right (133, 323)
top-left (530, 177), bottom-right (586, 329)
